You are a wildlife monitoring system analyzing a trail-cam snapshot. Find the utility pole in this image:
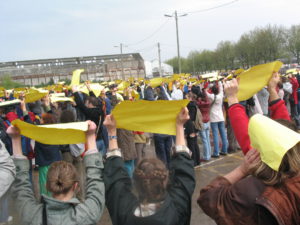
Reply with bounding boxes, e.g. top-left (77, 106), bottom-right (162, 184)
top-left (164, 11), bottom-right (187, 74)
top-left (114, 43), bottom-right (125, 80)
top-left (192, 54), bottom-right (195, 75)
top-left (158, 42), bottom-right (162, 77)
